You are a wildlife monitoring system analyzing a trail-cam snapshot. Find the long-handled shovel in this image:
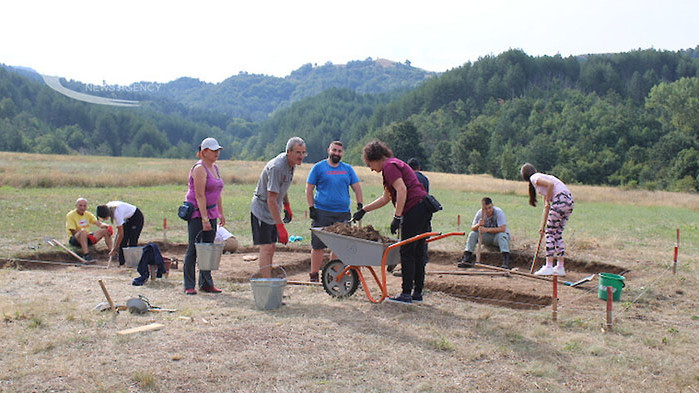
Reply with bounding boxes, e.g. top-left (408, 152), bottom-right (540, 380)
top-left (528, 225), bottom-right (545, 274)
top-left (45, 236), bottom-right (88, 264)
